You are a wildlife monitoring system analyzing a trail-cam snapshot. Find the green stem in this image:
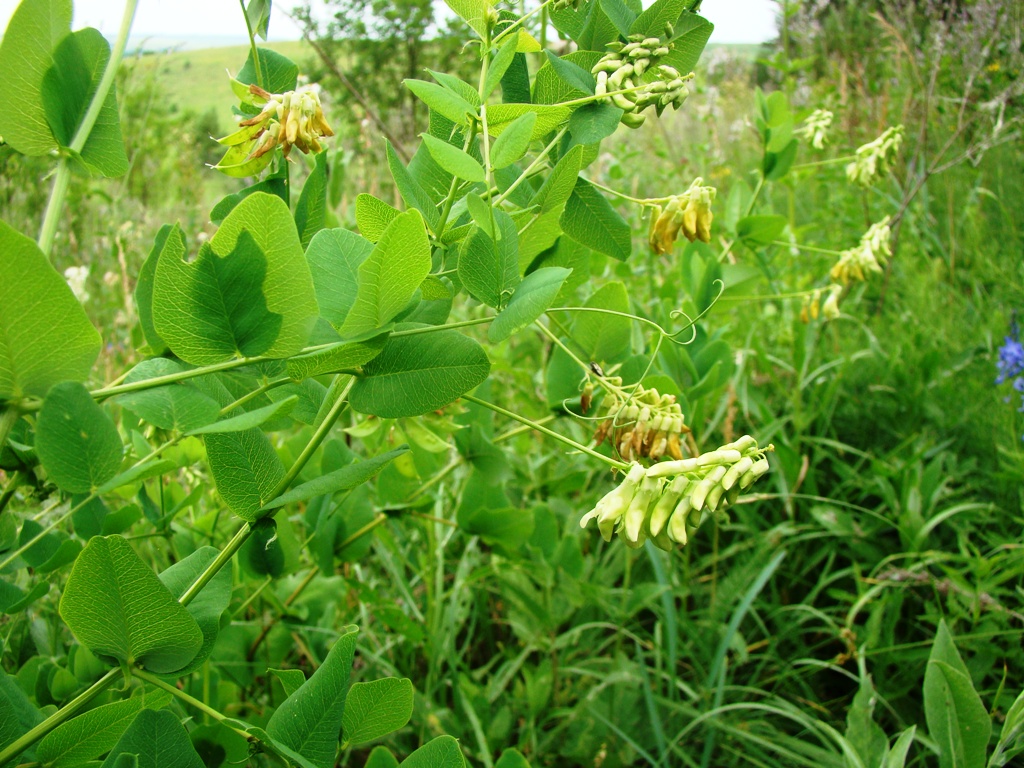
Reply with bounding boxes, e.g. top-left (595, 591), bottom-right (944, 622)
top-left (435, 123), bottom-right (477, 237)
top-left (491, 0), bottom-right (554, 47)
top-left (790, 155), bottom-right (853, 171)
top-left (37, 163), bottom-right (72, 256)
top-left (238, 0), bottom-right (264, 88)
top-left (91, 356), bottom-right (273, 401)
top-left (391, 317), bottom-right (493, 337)
top-left (0, 669), bottom-right (121, 765)
top-left (493, 127), bottom-right (568, 206)
top-left (38, 0), bottom-right (139, 256)
top-left (559, 85), bottom-right (647, 109)
top-left (271, 376), bottom-right (354, 496)
top-left (770, 240), bottom-right (843, 256)
top-left (232, 575), bottom-right (274, 618)
top-left (716, 175), bottom-right (764, 263)
top-left (179, 523), bottom-right (251, 607)
top-left (462, 394), bottom-right (628, 470)
top-left (582, 176), bottom-right (662, 206)
top-left (134, 669), bottom-right (250, 738)
top-left (179, 377), bottom-right (355, 607)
